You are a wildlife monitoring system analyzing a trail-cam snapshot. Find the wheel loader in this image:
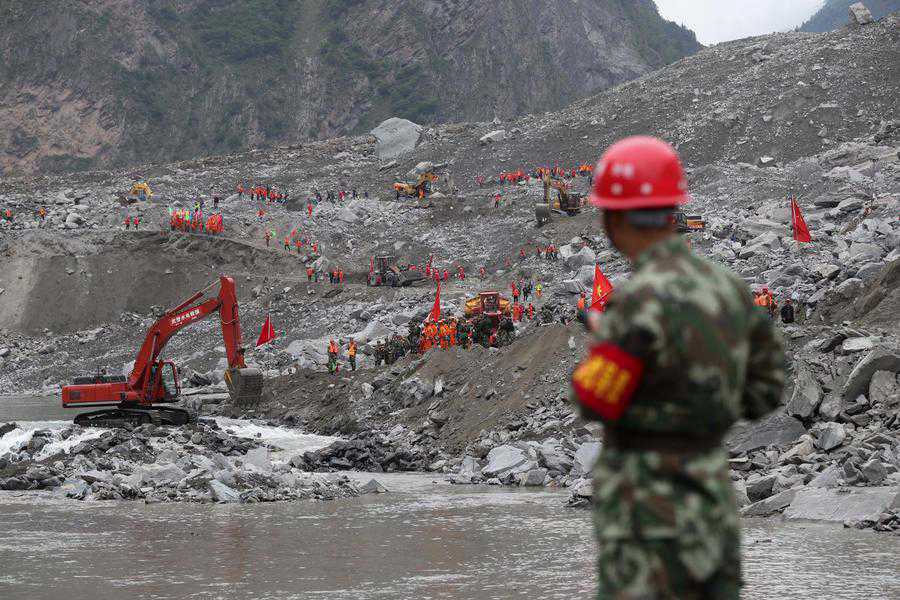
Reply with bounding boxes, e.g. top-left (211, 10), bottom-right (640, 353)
top-left (61, 276), bottom-right (263, 427)
top-left (368, 255), bottom-right (425, 287)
